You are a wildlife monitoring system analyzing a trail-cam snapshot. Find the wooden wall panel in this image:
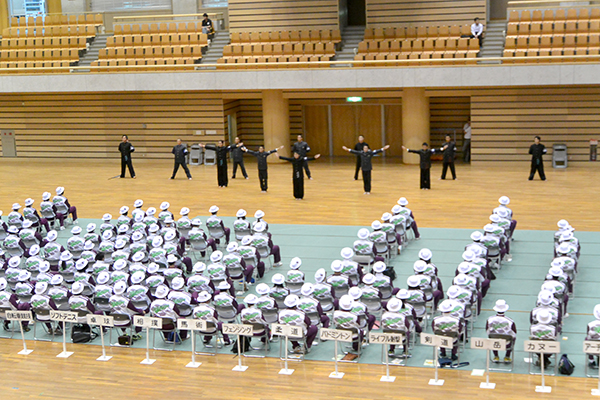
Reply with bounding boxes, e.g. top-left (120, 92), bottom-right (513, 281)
top-left (304, 105), bottom-right (330, 155)
top-left (366, 0), bottom-right (486, 28)
top-left (384, 104), bottom-right (403, 156)
top-left (229, 0), bottom-right (339, 32)
top-left (331, 105), bottom-right (358, 156)
top-left (0, 92), bottom-right (226, 159)
top-left (236, 99), bottom-right (263, 150)
top-left (430, 96), bottom-right (470, 154)
top-left (357, 105), bottom-right (383, 150)
top-left (471, 88), bottom-right (600, 162)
